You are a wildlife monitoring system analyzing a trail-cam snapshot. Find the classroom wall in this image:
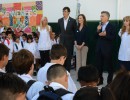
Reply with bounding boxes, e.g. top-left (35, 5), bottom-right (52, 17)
top-left (0, 0), bottom-right (130, 22)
